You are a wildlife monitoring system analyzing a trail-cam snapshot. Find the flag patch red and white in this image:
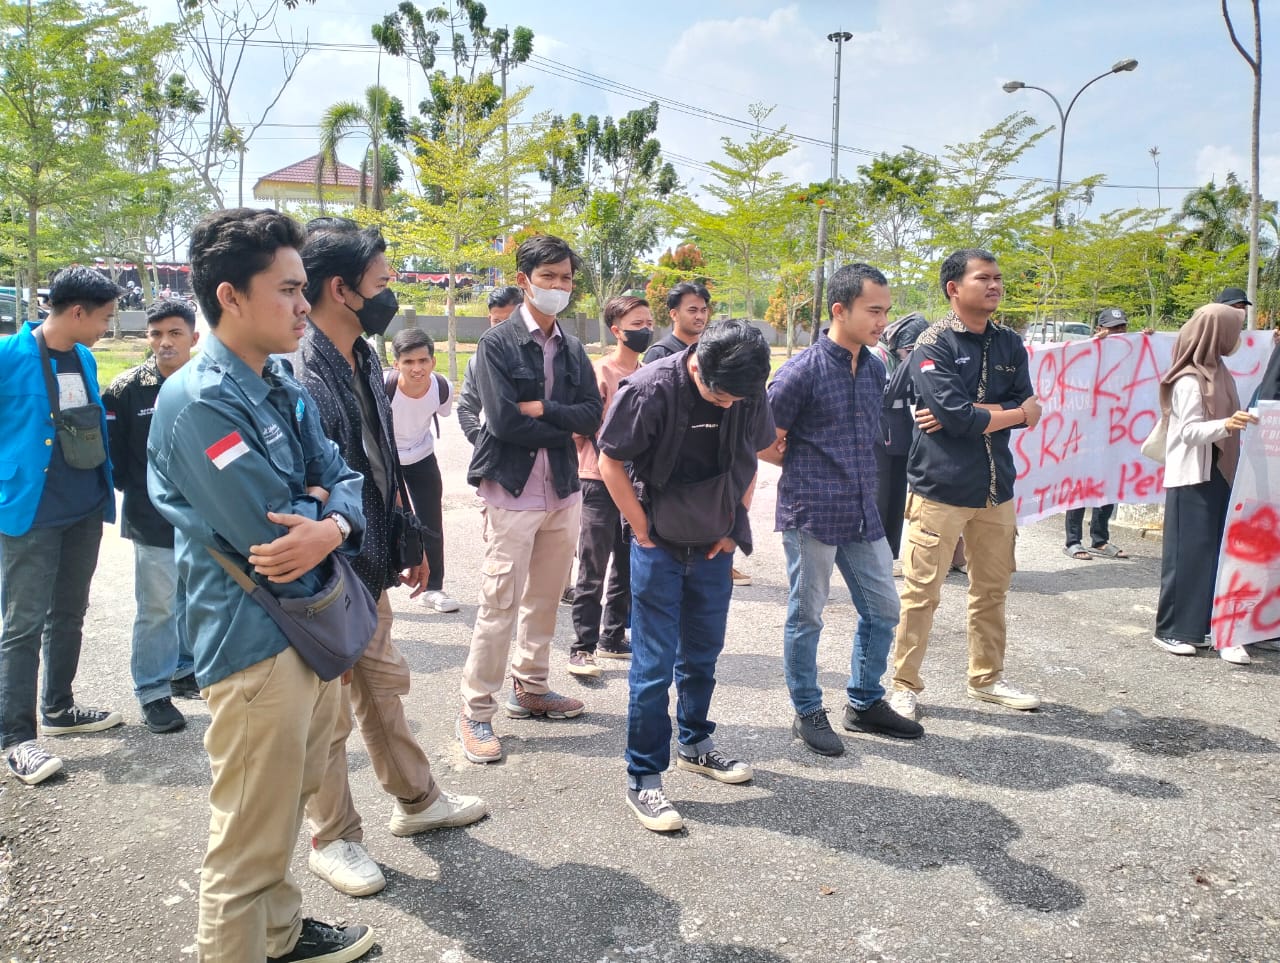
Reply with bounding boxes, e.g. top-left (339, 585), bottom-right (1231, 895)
top-left (206, 431), bottom-right (249, 470)
top-left (919, 359), bottom-right (936, 373)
